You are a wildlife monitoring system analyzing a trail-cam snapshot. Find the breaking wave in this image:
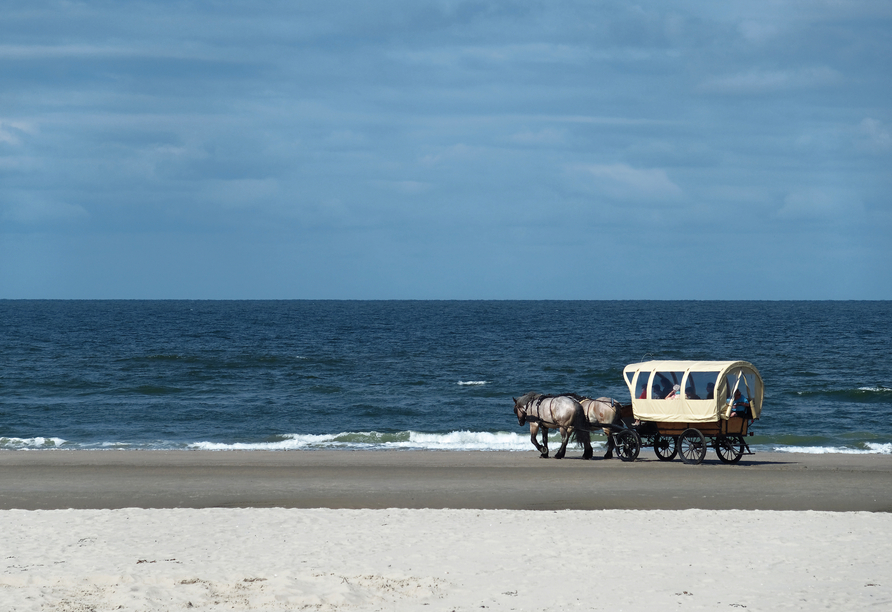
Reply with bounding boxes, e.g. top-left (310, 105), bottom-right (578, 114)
top-left (0, 437), bottom-right (67, 449)
top-left (189, 431), bottom-right (542, 451)
top-left (767, 442), bottom-right (892, 455)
